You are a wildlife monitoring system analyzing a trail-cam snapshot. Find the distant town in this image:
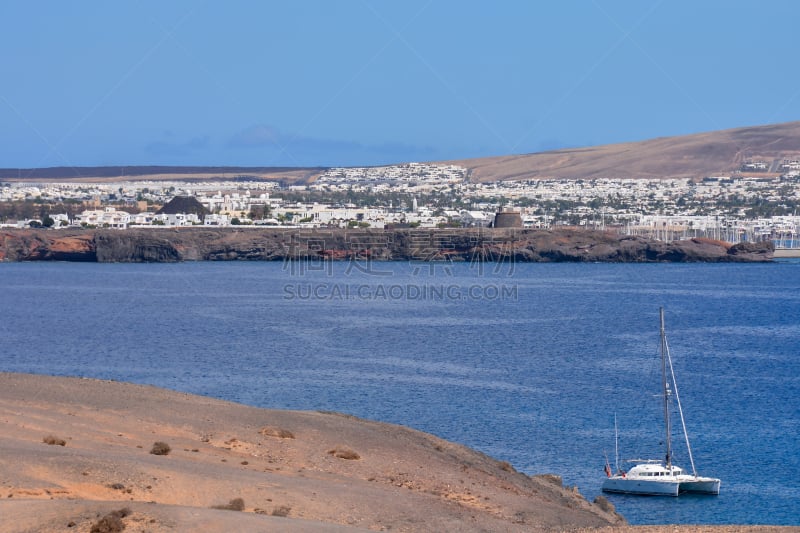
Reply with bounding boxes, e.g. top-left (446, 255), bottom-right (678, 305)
top-left (3, 160), bottom-right (800, 246)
